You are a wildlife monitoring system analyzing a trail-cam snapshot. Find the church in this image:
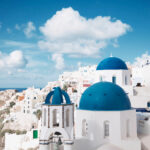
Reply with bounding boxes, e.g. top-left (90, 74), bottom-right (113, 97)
top-left (39, 57), bottom-right (150, 150)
